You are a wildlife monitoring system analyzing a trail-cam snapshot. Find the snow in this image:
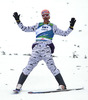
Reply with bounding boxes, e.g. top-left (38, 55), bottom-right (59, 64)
top-left (0, 0), bottom-right (88, 100)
